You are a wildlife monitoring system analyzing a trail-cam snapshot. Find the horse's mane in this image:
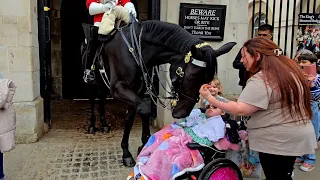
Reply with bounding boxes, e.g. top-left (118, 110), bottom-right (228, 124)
top-left (141, 20), bottom-right (203, 55)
